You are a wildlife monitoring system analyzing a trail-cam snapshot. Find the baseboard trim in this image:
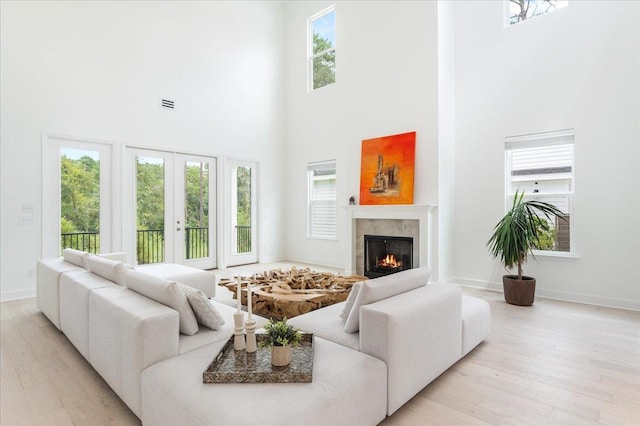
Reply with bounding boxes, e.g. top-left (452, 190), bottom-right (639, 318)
top-left (258, 254), bottom-right (286, 264)
top-left (1, 288), bottom-right (36, 302)
top-left (449, 277), bottom-right (640, 311)
top-left (282, 255), bottom-right (344, 271)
